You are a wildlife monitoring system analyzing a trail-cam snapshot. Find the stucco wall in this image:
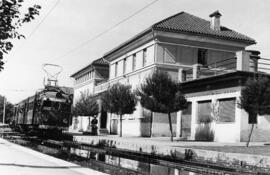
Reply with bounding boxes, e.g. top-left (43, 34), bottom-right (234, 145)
top-left (151, 112), bottom-right (177, 137)
top-left (188, 89), bottom-right (242, 142)
top-left (69, 116), bottom-right (91, 132)
top-left (109, 42), bottom-right (155, 80)
top-left (73, 81), bottom-right (95, 104)
top-left (240, 110), bottom-right (270, 142)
